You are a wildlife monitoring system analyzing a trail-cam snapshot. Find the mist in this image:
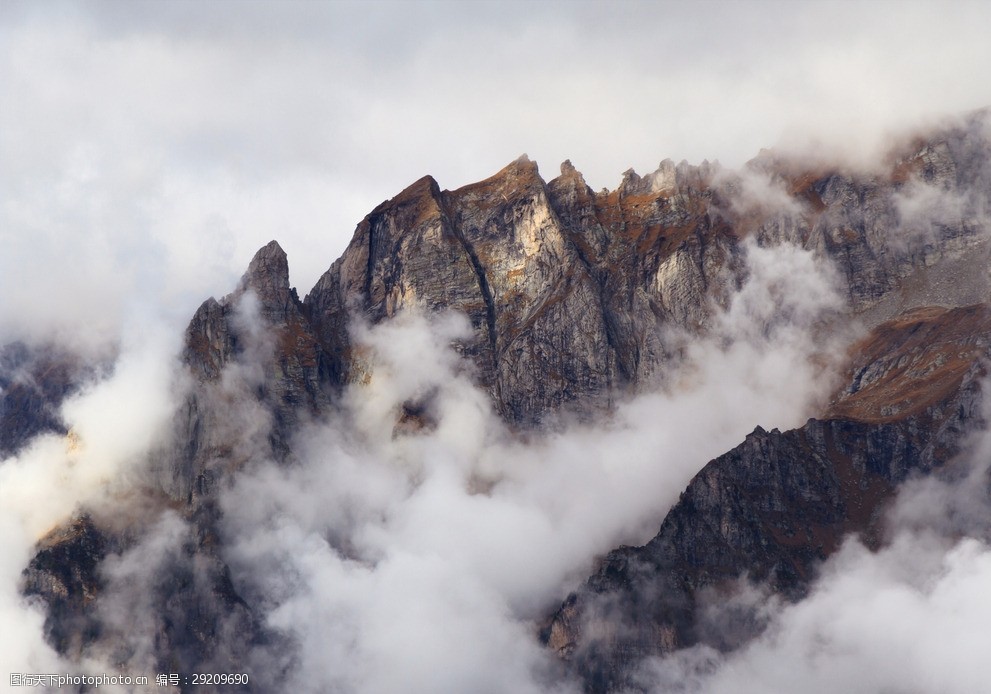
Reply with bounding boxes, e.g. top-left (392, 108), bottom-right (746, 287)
top-left (0, 324), bottom-right (180, 685)
top-left (209, 238), bottom-right (846, 693)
